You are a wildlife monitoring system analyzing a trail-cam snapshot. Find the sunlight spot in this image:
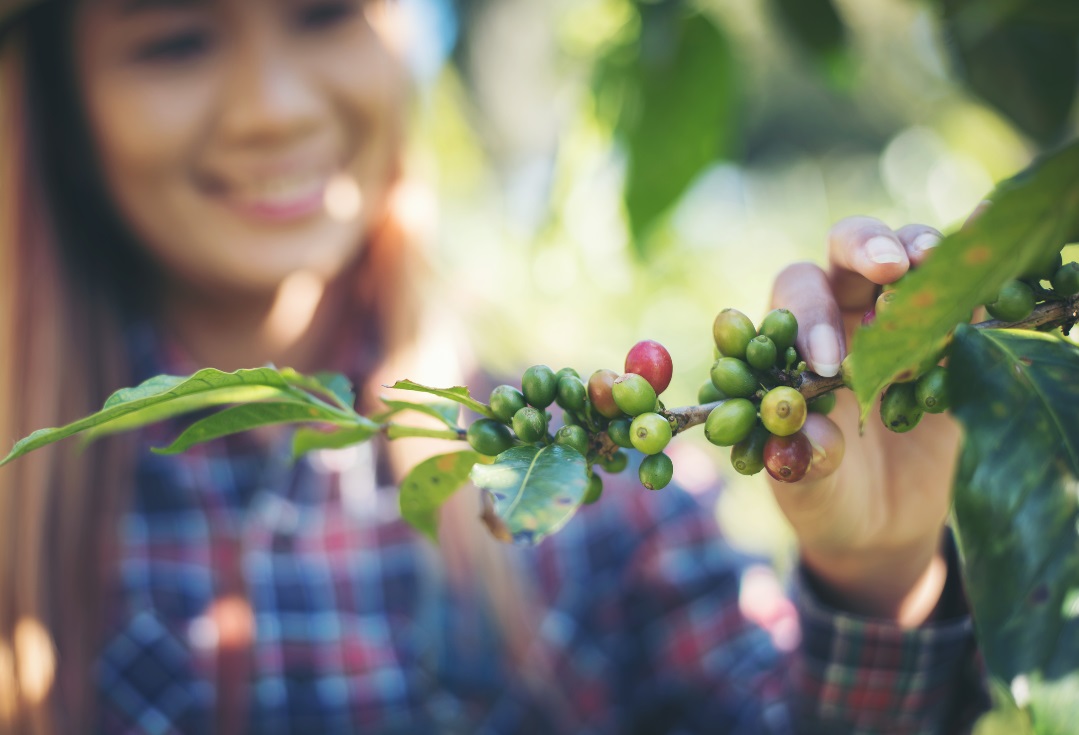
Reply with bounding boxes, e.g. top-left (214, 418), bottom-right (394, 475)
top-left (187, 615), bottom-right (219, 651)
top-left (1061, 588), bottom-right (1079, 620)
top-left (324, 174), bottom-right (363, 223)
top-left (13, 618), bottom-right (54, 705)
top-left (265, 269), bottom-right (325, 349)
top-left (1011, 674), bottom-right (1030, 708)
